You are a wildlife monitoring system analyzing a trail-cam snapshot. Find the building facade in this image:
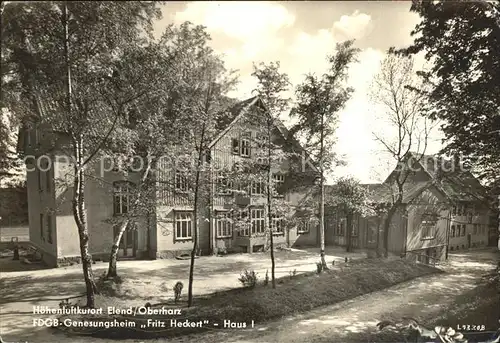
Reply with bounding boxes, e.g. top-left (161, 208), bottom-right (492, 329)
top-left (19, 97), bottom-right (319, 267)
top-left (324, 153), bottom-right (492, 262)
